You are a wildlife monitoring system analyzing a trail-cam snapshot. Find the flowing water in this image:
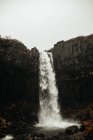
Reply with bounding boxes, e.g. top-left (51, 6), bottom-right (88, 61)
top-left (36, 51), bottom-right (79, 128)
